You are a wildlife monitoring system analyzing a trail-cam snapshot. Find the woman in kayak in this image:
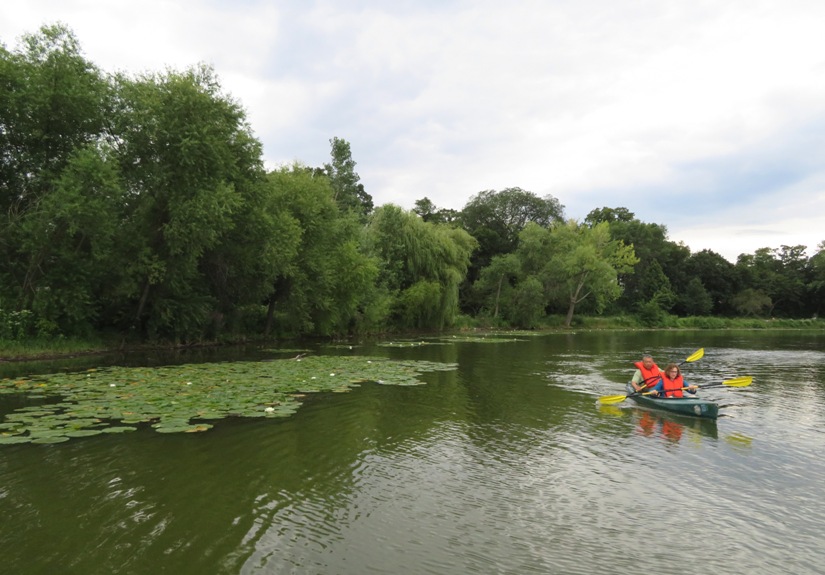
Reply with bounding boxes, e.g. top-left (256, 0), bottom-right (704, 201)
top-left (648, 364), bottom-right (699, 398)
